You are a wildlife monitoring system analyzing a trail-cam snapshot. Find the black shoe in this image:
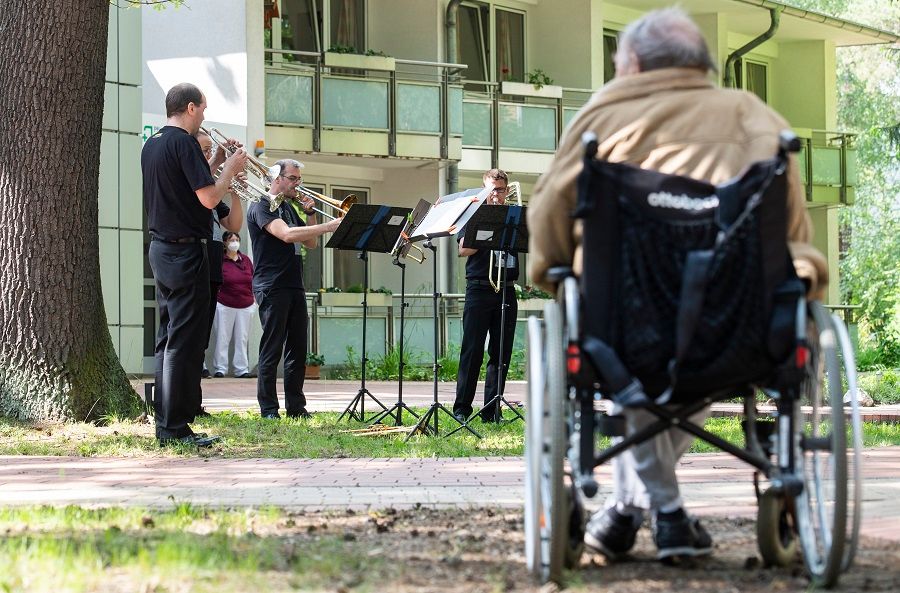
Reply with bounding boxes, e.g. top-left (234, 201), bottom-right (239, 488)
top-left (453, 411), bottom-right (468, 424)
top-left (479, 412), bottom-right (501, 424)
top-left (213, 372), bottom-right (225, 378)
top-left (201, 369), bottom-right (210, 379)
top-left (653, 508), bottom-right (713, 560)
top-left (236, 372), bottom-right (256, 379)
top-left (158, 434), bottom-right (221, 448)
top-left (286, 408), bottom-right (312, 419)
top-left (195, 407), bottom-right (211, 418)
top-left (584, 507), bottom-right (642, 560)
top-left (262, 412), bottom-right (281, 420)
